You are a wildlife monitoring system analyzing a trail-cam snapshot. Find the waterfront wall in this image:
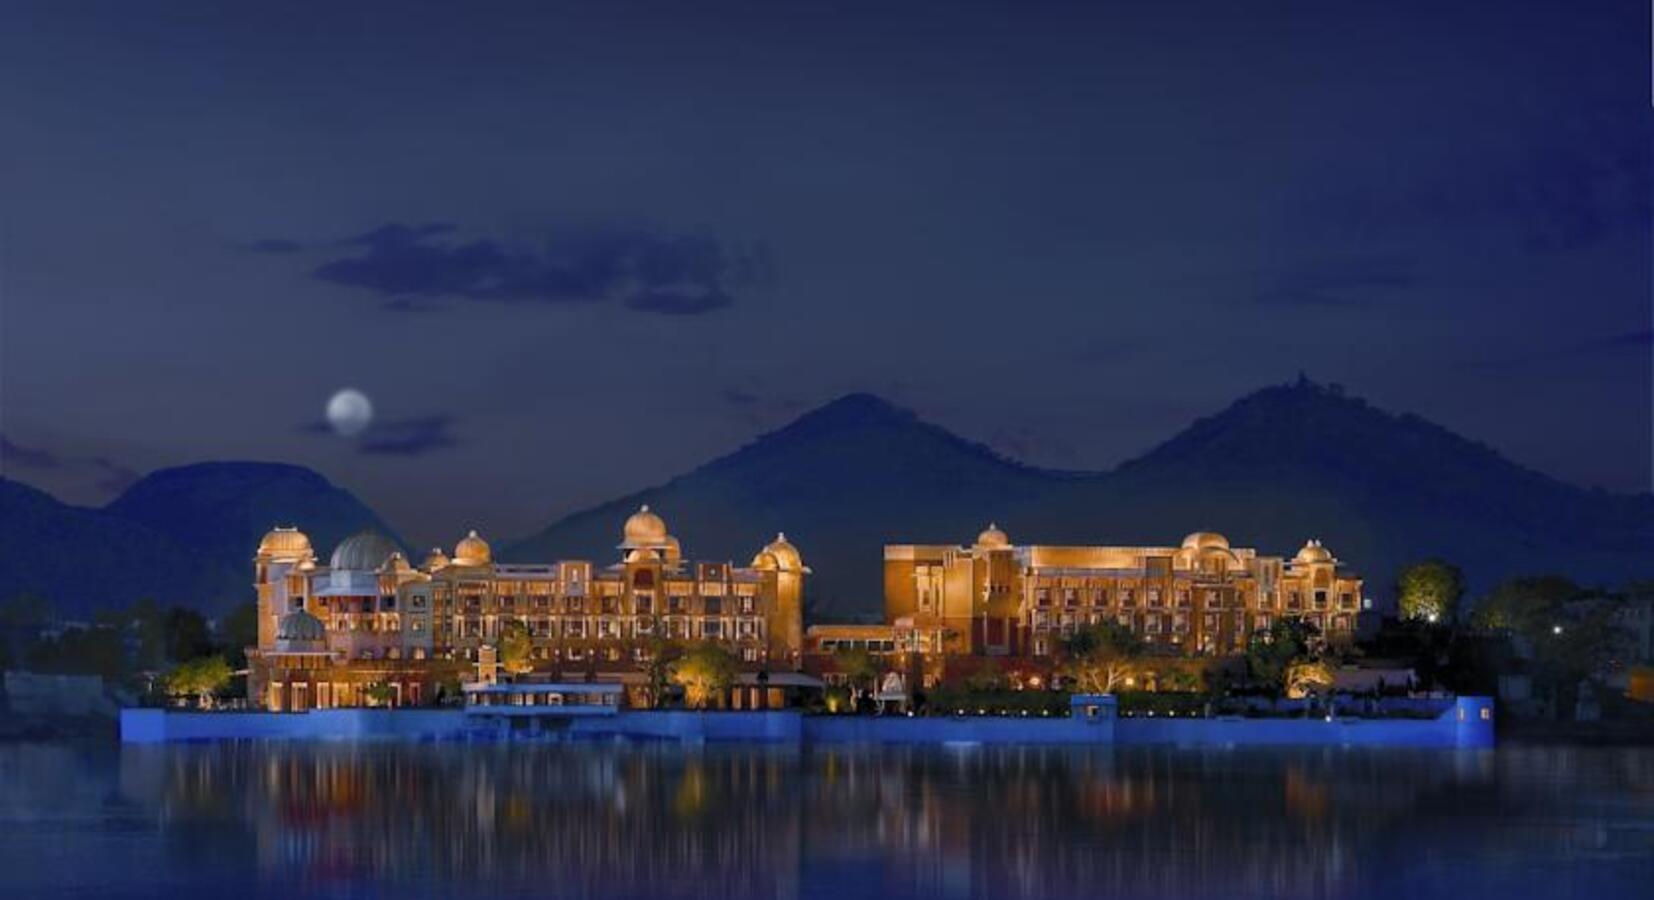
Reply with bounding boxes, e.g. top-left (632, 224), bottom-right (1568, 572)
top-left (1116, 697), bottom-right (1494, 748)
top-left (121, 695), bottom-right (1493, 748)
